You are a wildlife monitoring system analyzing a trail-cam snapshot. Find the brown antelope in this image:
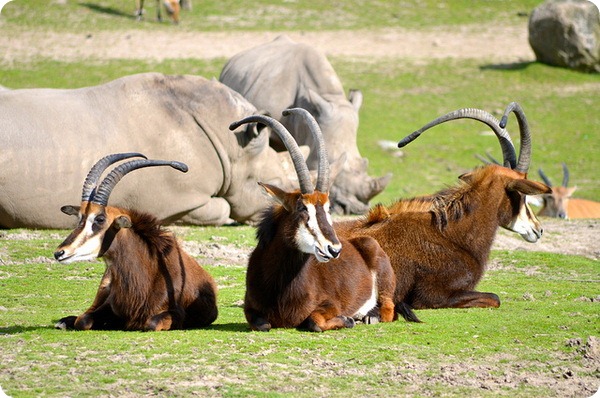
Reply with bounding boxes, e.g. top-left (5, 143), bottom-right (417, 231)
top-left (477, 157), bottom-right (600, 220)
top-left (135, 0), bottom-right (180, 23)
top-left (230, 108), bottom-right (405, 332)
top-left (336, 102), bottom-right (551, 315)
top-left (54, 153), bottom-right (218, 331)
top-left (537, 164), bottom-right (600, 219)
